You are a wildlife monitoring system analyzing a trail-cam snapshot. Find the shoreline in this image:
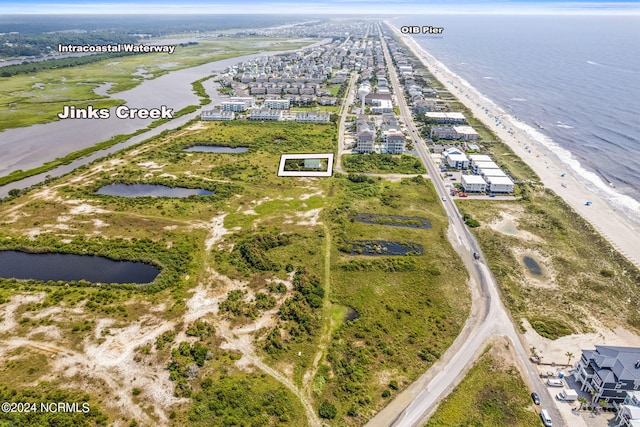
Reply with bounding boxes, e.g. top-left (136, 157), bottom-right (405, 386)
top-left (386, 22), bottom-right (640, 270)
